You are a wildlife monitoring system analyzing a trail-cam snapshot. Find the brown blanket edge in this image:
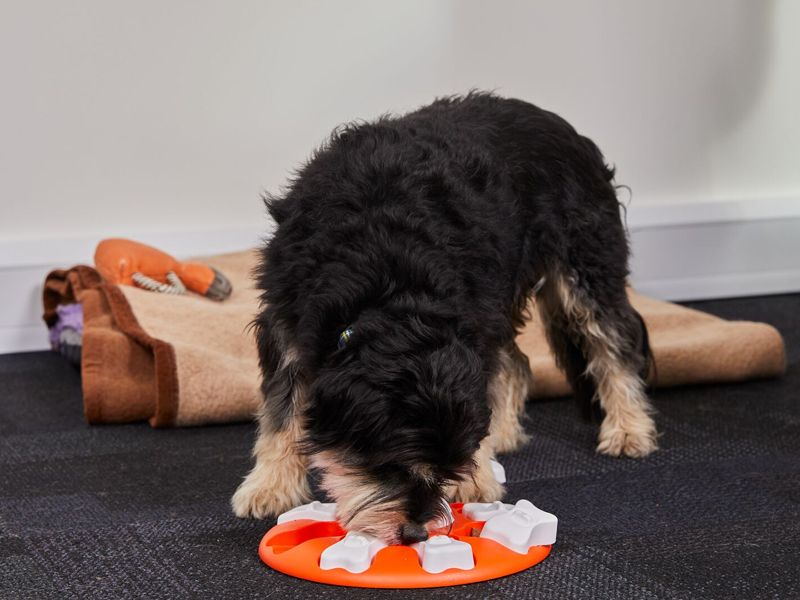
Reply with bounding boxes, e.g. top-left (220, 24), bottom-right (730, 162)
top-left (42, 266), bottom-right (181, 427)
